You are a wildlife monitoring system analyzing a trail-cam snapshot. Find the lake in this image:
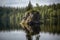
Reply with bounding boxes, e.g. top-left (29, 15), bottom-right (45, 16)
top-left (0, 30), bottom-right (60, 40)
